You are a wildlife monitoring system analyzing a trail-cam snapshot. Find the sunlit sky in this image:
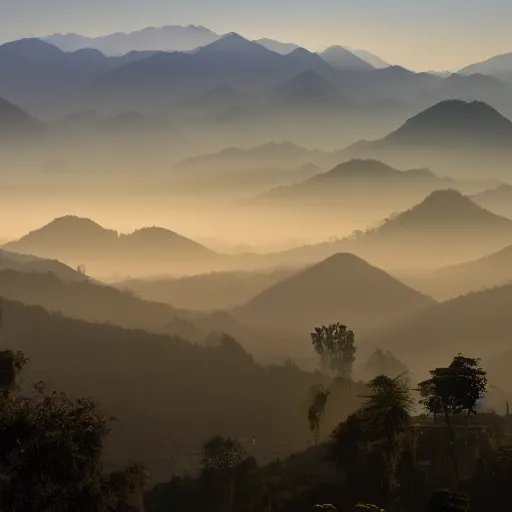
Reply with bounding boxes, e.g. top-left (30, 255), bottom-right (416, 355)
top-left (1, 0), bottom-right (512, 71)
